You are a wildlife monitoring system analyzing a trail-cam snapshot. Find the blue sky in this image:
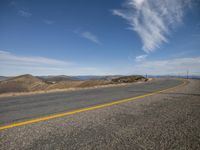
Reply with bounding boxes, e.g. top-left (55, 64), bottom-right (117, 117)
top-left (0, 0), bottom-right (200, 76)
